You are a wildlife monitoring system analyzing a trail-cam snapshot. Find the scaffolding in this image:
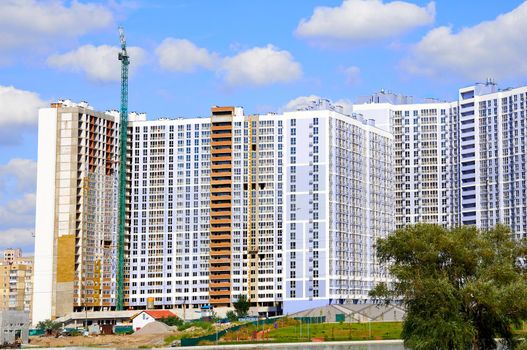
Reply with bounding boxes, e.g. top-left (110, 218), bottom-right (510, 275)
top-left (247, 116), bottom-right (259, 313)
